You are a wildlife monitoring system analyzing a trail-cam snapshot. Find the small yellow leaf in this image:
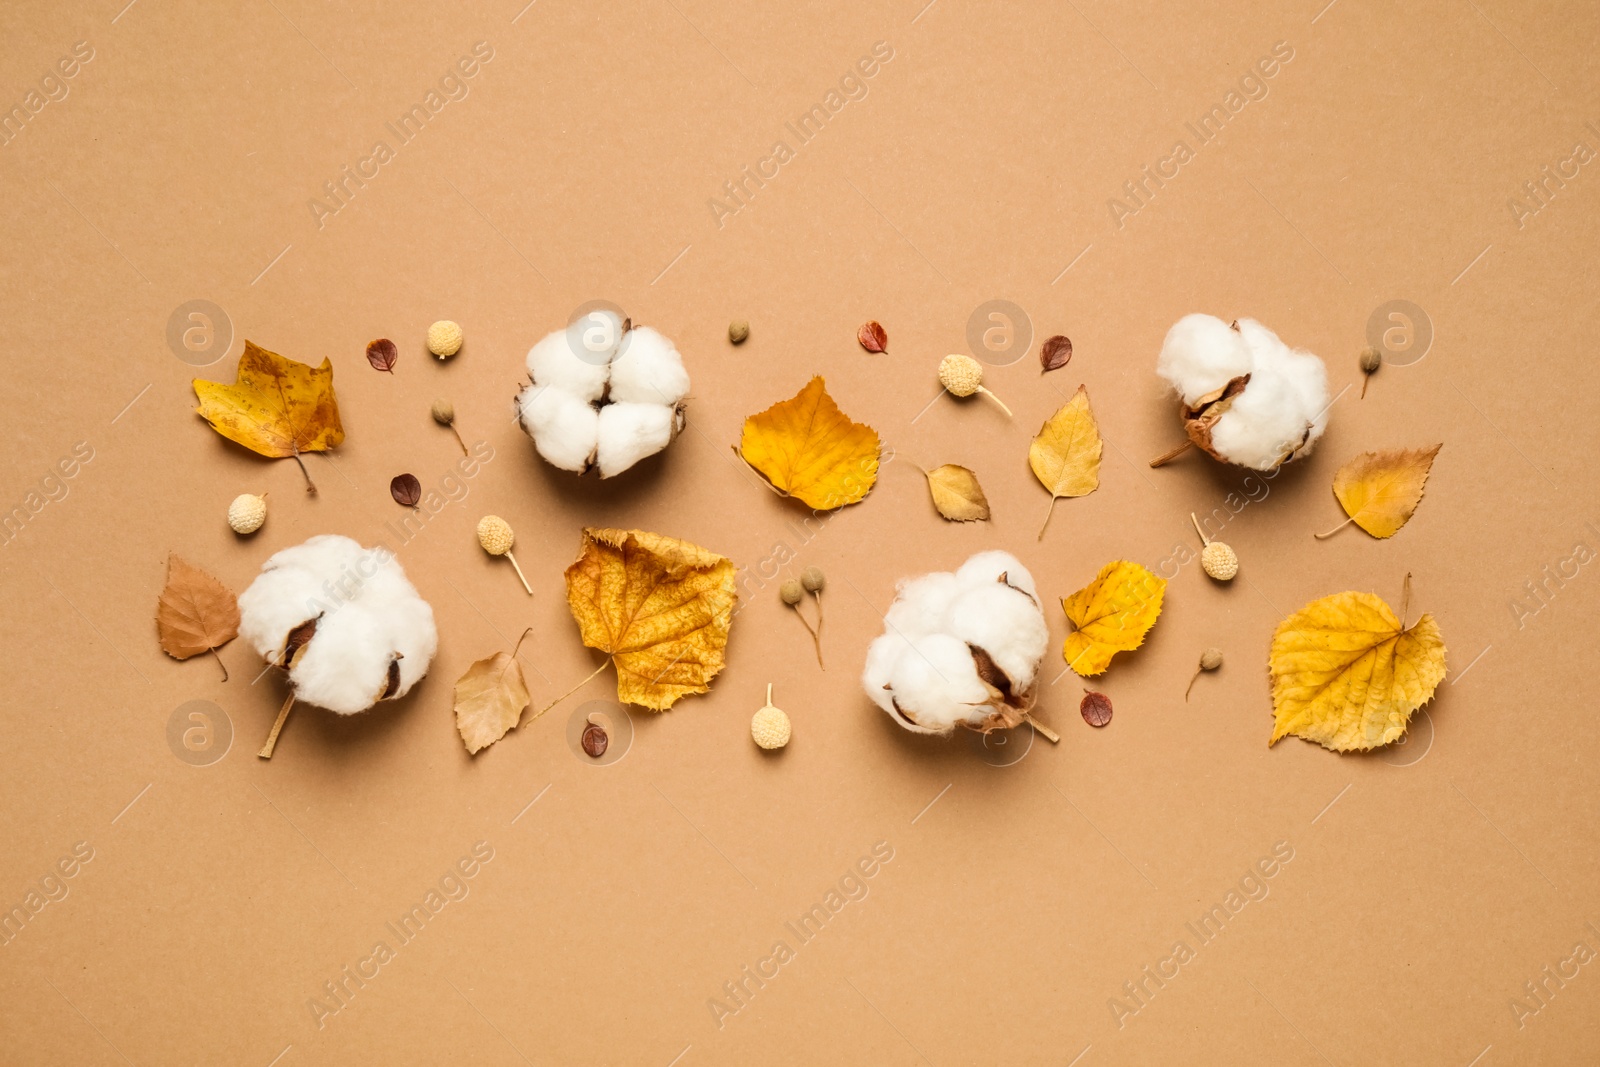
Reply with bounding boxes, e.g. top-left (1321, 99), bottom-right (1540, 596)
top-left (454, 650), bottom-right (531, 755)
top-left (1268, 590), bottom-right (1447, 751)
top-left (924, 464), bottom-right (990, 521)
top-left (1061, 560), bottom-right (1165, 676)
top-left (1322, 445), bottom-right (1442, 539)
top-left (739, 377), bottom-right (880, 510)
top-left (1029, 384), bottom-right (1102, 539)
top-left (564, 528), bottom-right (738, 710)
